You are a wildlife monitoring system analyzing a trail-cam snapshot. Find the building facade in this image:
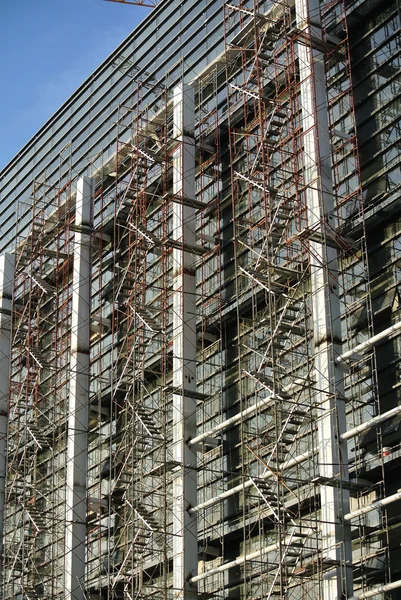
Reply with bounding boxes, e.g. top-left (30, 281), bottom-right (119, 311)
top-left (0, 1), bottom-right (400, 600)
